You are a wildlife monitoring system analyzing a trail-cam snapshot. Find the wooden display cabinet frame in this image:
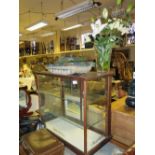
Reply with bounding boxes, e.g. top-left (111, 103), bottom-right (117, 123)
top-left (34, 71), bottom-right (113, 155)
